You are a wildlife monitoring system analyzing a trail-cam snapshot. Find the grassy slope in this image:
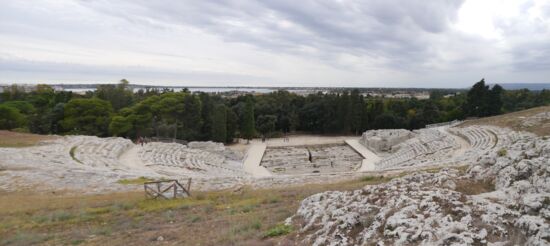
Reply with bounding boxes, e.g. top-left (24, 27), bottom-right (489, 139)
top-left (0, 175), bottom-right (398, 246)
top-left (0, 130), bottom-right (57, 148)
top-left (459, 106), bottom-right (550, 136)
